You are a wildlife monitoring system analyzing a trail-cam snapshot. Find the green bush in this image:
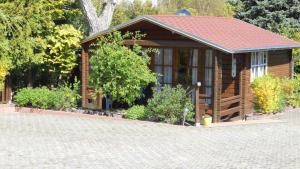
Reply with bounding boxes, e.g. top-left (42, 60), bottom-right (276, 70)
top-left (14, 82), bottom-right (81, 110)
top-left (58, 79), bottom-right (81, 108)
top-left (125, 105), bottom-right (148, 120)
top-left (146, 85), bottom-right (194, 124)
top-left (281, 77), bottom-right (300, 107)
top-left (251, 75), bottom-right (284, 114)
